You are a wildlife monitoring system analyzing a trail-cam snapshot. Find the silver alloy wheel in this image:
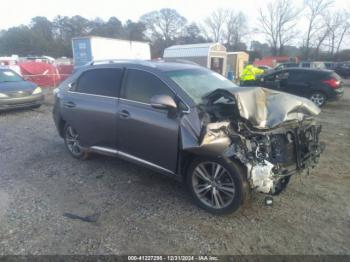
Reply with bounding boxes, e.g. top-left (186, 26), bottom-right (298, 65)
top-left (192, 162), bottom-right (236, 209)
top-left (65, 126), bottom-right (82, 156)
top-left (310, 93), bottom-right (325, 107)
